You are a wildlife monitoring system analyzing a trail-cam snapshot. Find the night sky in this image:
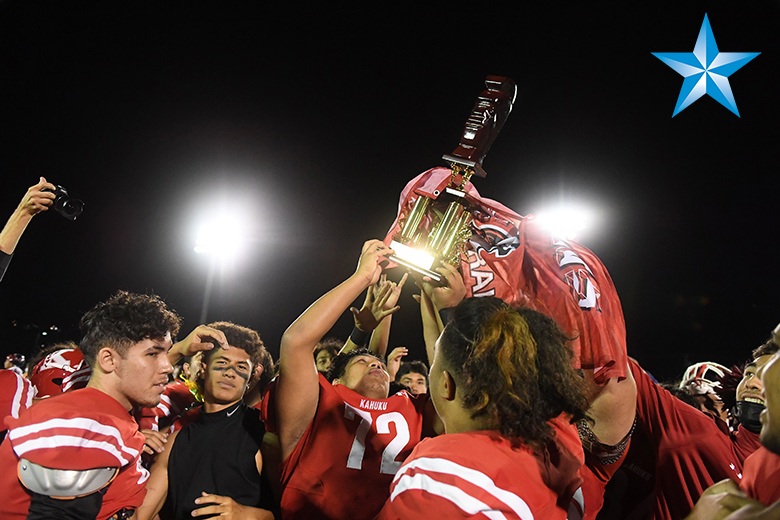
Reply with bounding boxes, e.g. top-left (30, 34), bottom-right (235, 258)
top-left (0, 1), bottom-right (777, 382)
